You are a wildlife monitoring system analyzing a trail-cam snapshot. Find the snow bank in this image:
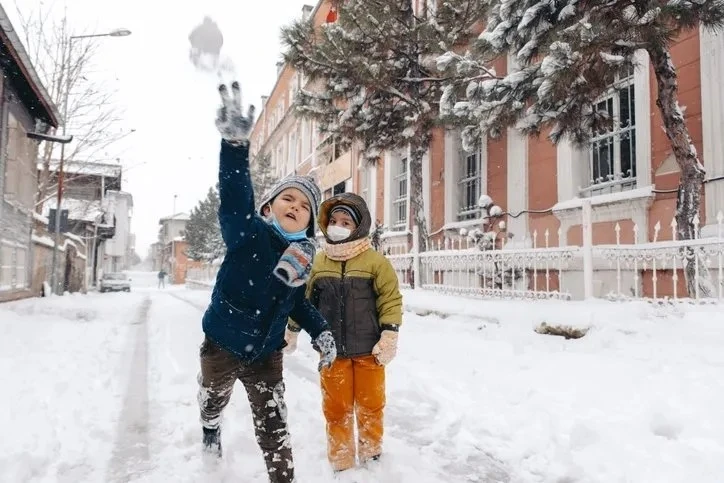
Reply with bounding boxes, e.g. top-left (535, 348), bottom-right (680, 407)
top-left (0, 292), bottom-right (146, 482)
top-left (3, 287), bottom-right (724, 482)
